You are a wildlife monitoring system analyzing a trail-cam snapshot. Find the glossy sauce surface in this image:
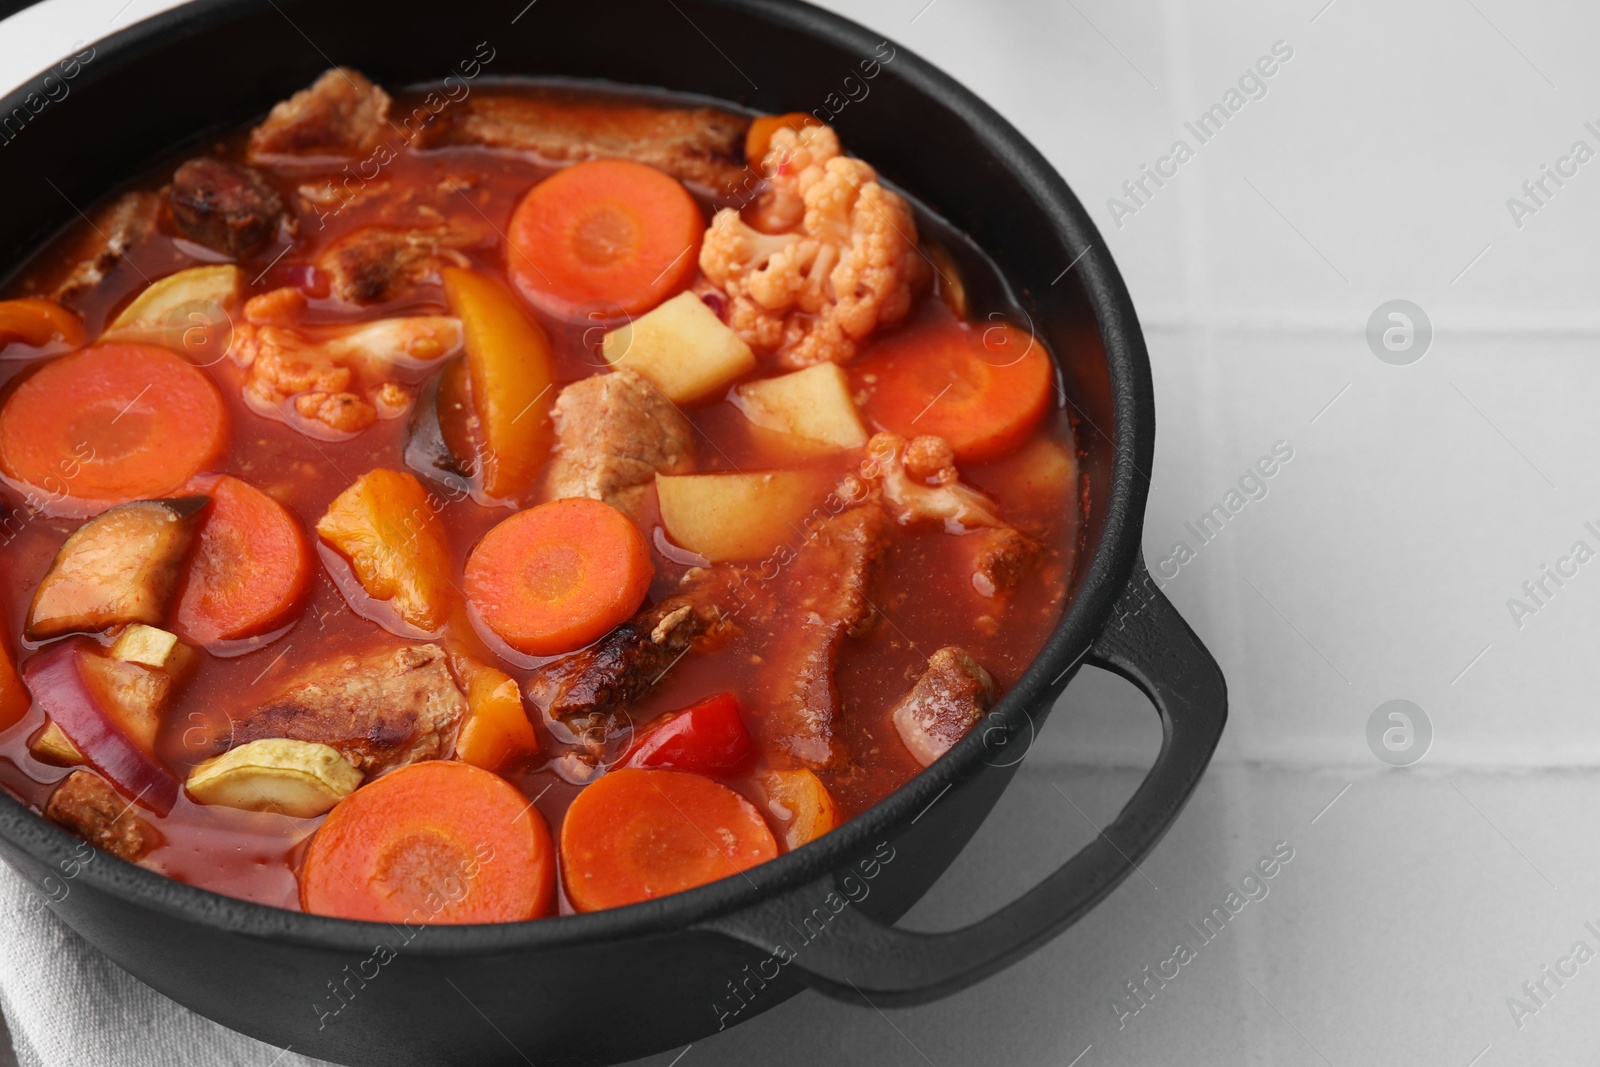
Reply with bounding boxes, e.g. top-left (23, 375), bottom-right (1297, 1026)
top-left (0, 81), bottom-right (1081, 912)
